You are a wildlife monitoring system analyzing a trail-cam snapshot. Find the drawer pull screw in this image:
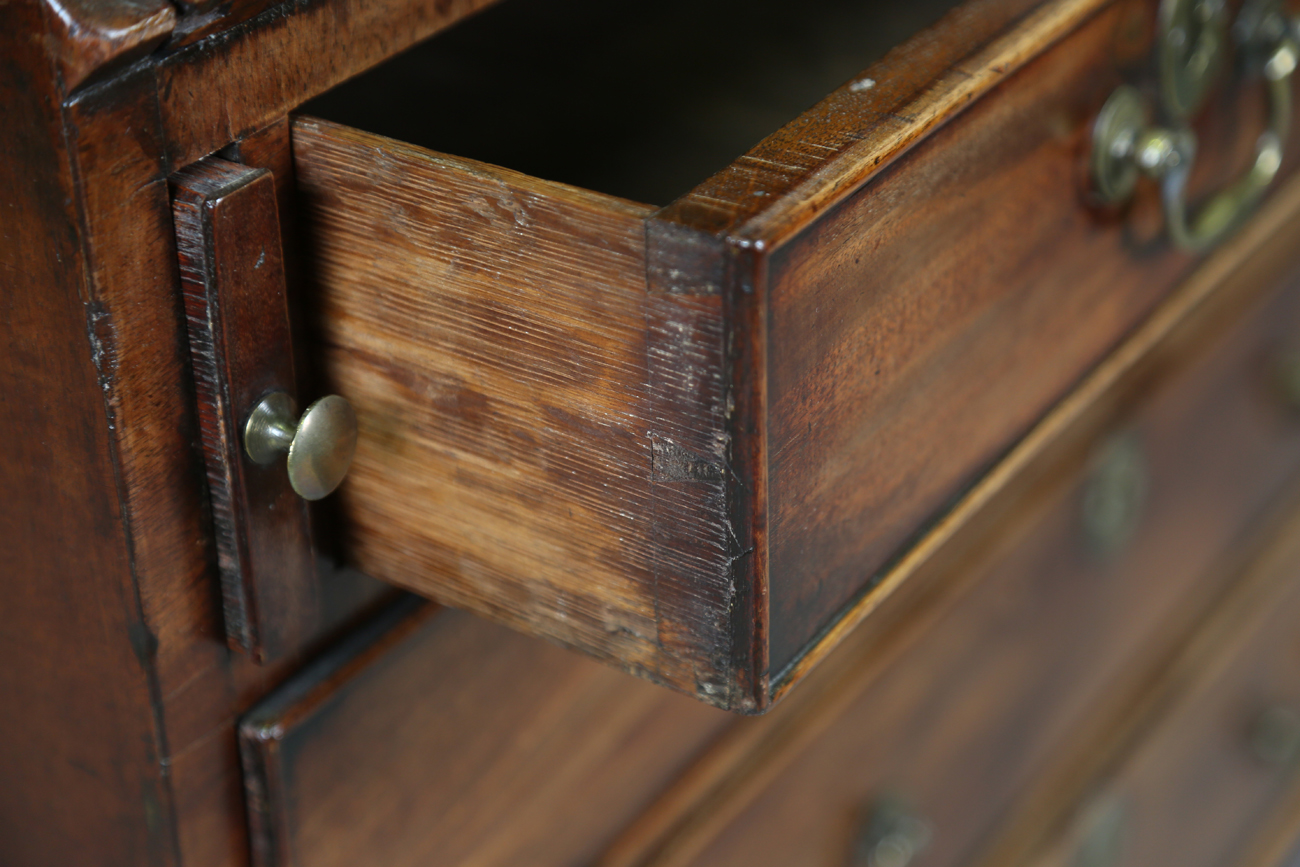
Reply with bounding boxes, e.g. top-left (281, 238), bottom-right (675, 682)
top-left (244, 391), bottom-right (358, 500)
